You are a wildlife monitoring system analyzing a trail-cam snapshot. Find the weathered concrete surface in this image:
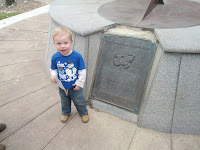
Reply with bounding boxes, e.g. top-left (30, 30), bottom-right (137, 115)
top-left (43, 108), bottom-right (137, 150)
top-left (2, 104), bottom-right (77, 150)
top-left (0, 41), bottom-right (47, 52)
top-left (172, 134), bottom-right (200, 150)
top-left (129, 128), bottom-right (171, 150)
top-left (0, 61), bottom-right (43, 83)
top-left (0, 51), bottom-right (44, 67)
top-left (0, 28), bottom-right (48, 41)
